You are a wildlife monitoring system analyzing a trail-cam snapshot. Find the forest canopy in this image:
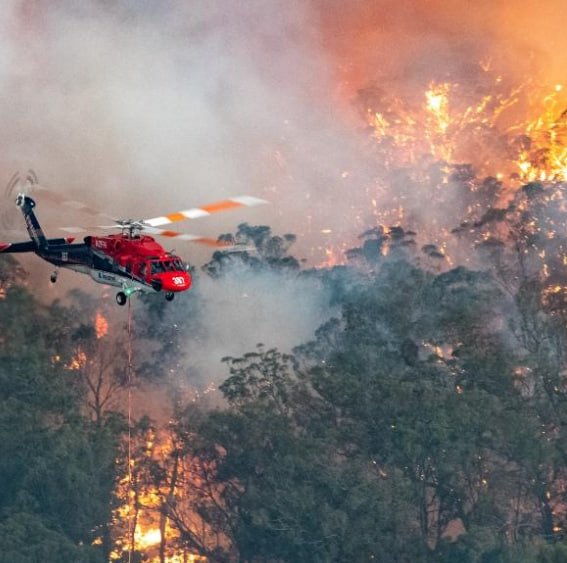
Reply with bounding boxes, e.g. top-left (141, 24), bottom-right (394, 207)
top-left (4, 187), bottom-right (567, 563)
